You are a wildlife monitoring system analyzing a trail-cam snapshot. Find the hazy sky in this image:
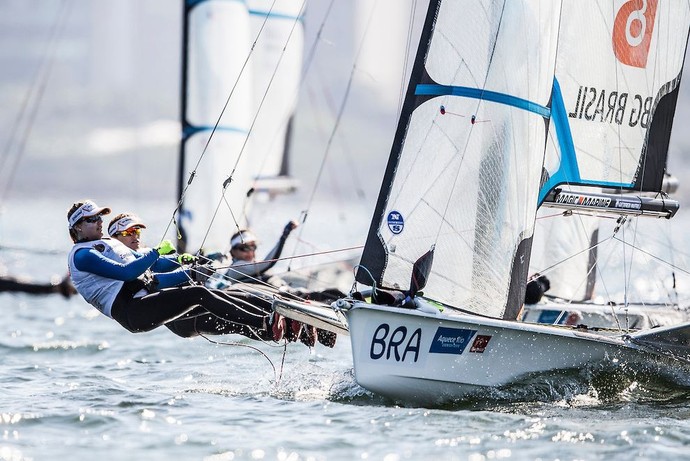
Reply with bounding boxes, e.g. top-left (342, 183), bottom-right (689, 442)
top-left (0, 0), bottom-right (688, 206)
